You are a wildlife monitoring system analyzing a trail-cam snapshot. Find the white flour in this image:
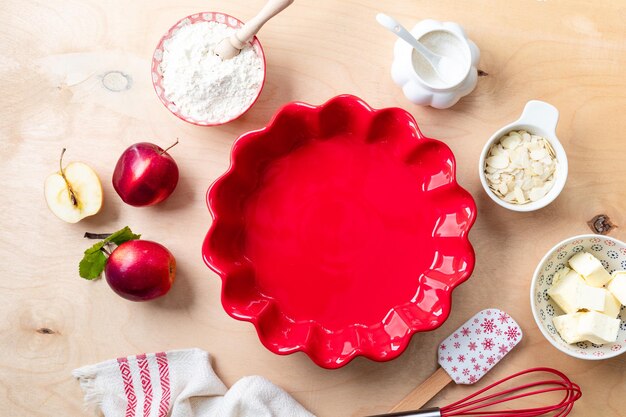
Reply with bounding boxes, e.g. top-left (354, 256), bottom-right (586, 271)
top-left (160, 21), bottom-right (264, 123)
